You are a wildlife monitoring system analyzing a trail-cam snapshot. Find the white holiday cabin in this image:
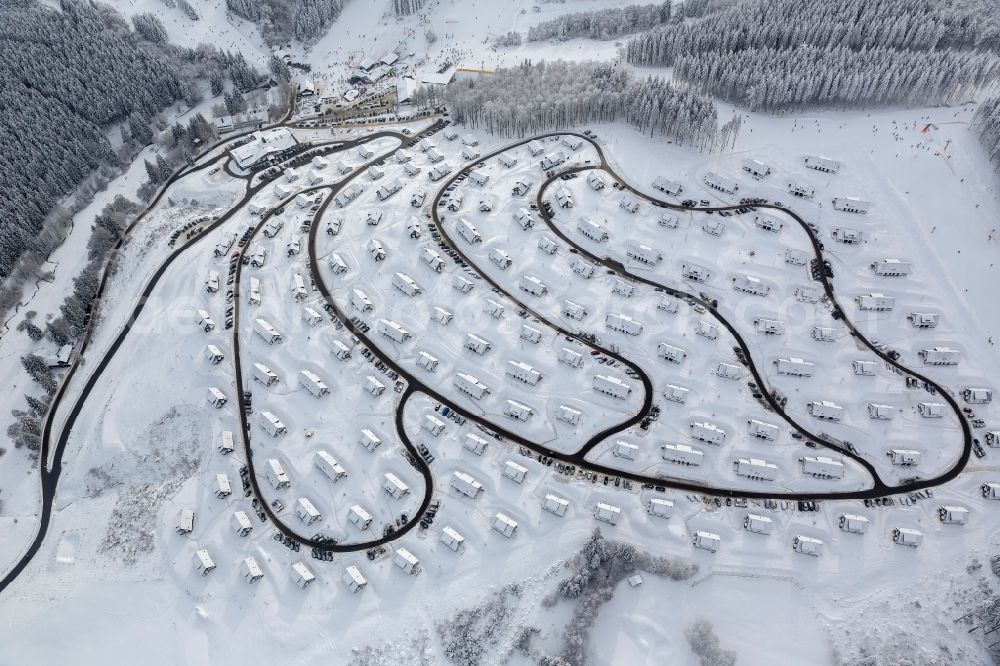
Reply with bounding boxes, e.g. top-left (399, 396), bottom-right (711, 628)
top-left (558, 347), bottom-right (585, 368)
top-left (521, 324), bottom-right (543, 344)
top-left (839, 514), bottom-right (869, 534)
top-left (690, 421), bottom-right (726, 445)
top-left (503, 460), bottom-right (528, 484)
top-left (856, 293), bottom-right (894, 311)
top-left (455, 372), bottom-right (489, 399)
top-left (393, 548), bottom-right (420, 574)
top-left (504, 400), bottom-right (533, 421)
top-left (384, 473), bottom-right (410, 500)
top-left (657, 343), bottom-right (686, 364)
top-left (440, 526), bottom-right (465, 552)
top-left (908, 312), bottom-right (939, 328)
top-left (804, 155), bottom-right (840, 173)
top-left (543, 494), bottom-right (570, 517)
top-left (230, 511), bottom-right (253, 537)
top-left (775, 357), bottom-right (814, 377)
top-left (416, 351), bottom-right (439, 372)
top-left (359, 428), bottom-right (381, 452)
top-left (207, 387), bottom-right (227, 409)
top-left (205, 345), bottom-right (224, 365)
top-left (734, 458), bottom-right (778, 481)
top-left (241, 557), bottom-right (263, 584)
top-left (562, 300), bottom-right (587, 320)
top-left (938, 505), bottom-right (969, 525)
top-left (703, 171), bottom-right (738, 194)
top-left (692, 531), bottom-right (720, 552)
top-left (492, 513), bottom-right (518, 538)
top-left (214, 473), bottom-right (232, 498)
top-left (807, 400), bottom-right (843, 420)
top-left (892, 527), bottom-right (922, 548)
top-left (595, 503), bottom-right (621, 525)
top-left (266, 458), bottom-right (290, 490)
top-left (663, 384), bottom-right (689, 404)
top-left (291, 562), bottom-right (316, 589)
top-left (577, 218), bottom-right (608, 242)
top-left (176, 508), bottom-right (195, 535)
top-left (792, 535), bottom-right (824, 557)
top-left (647, 498), bottom-right (673, 518)
top-left (606, 313), bottom-right (643, 335)
top-left (451, 471), bottom-right (483, 498)
top-left (681, 262), bottom-right (711, 282)
top-left (557, 405), bottom-right (582, 425)
top-left (919, 347), bottom-right (959, 365)
top-left (833, 197), bottom-right (869, 214)
top-left (853, 360), bottom-right (877, 376)
top-left (744, 513), bottom-right (772, 535)
top-left (422, 414), bottom-right (447, 437)
top-left (800, 456), bottom-right (844, 479)
top-left (300, 370), bottom-right (330, 397)
top-left (314, 450), bottom-right (347, 482)
top-left (194, 549), bottom-right (215, 576)
top-left (733, 274), bottom-right (770, 296)
top-left (888, 449), bottom-right (921, 466)
top-left (652, 176), bottom-right (682, 196)
top-left (593, 374), bottom-right (631, 399)
top-left (463, 433), bottom-right (488, 455)
top-left (661, 443), bottom-right (703, 466)
top-left (612, 440), bottom-right (638, 460)
top-left (349, 505), bottom-right (373, 531)
top-left (872, 259), bottom-right (911, 276)
top-left (452, 274), bottom-right (474, 293)
top-left (742, 158), bottom-right (771, 178)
